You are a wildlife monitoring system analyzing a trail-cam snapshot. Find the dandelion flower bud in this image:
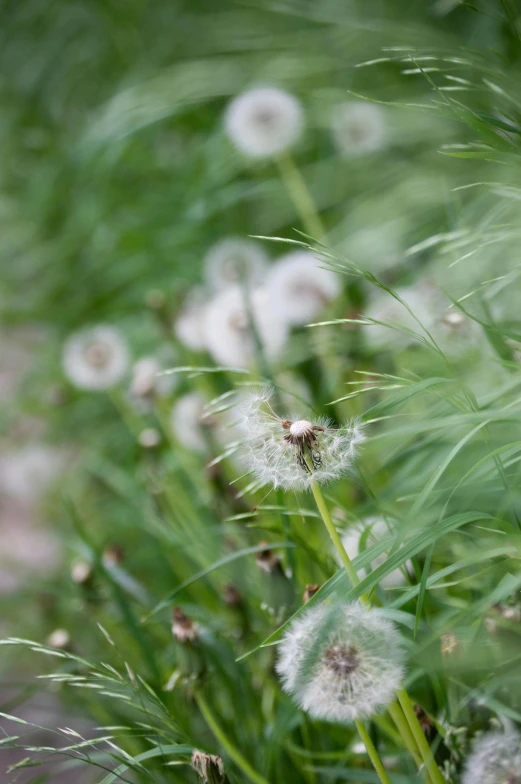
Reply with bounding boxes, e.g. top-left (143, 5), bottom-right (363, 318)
top-left (62, 325), bottom-right (129, 390)
top-left (237, 387), bottom-right (363, 491)
top-left (332, 101), bottom-right (387, 158)
top-left (225, 86), bottom-right (303, 159)
top-left (462, 728), bottom-right (521, 784)
top-left (204, 237), bottom-right (268, 292)
top-left (266, 251), bottom-right (340, 326)
top-left (191, 750), bottom-right (227, 784)
top-left (276, 600), bottom-right (405, 723)
top-left (203, 286), bottom-right (288, 369)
